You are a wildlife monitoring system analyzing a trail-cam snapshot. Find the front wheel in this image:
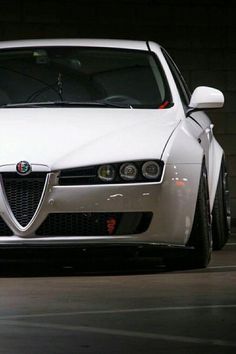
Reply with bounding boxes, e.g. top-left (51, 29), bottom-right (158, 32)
top-left (186, 164), bottom-right (212, 268)
top-left (166, 163), bottom-right (212, 270)
top-left (212, 158), bottom-right (231, 250)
